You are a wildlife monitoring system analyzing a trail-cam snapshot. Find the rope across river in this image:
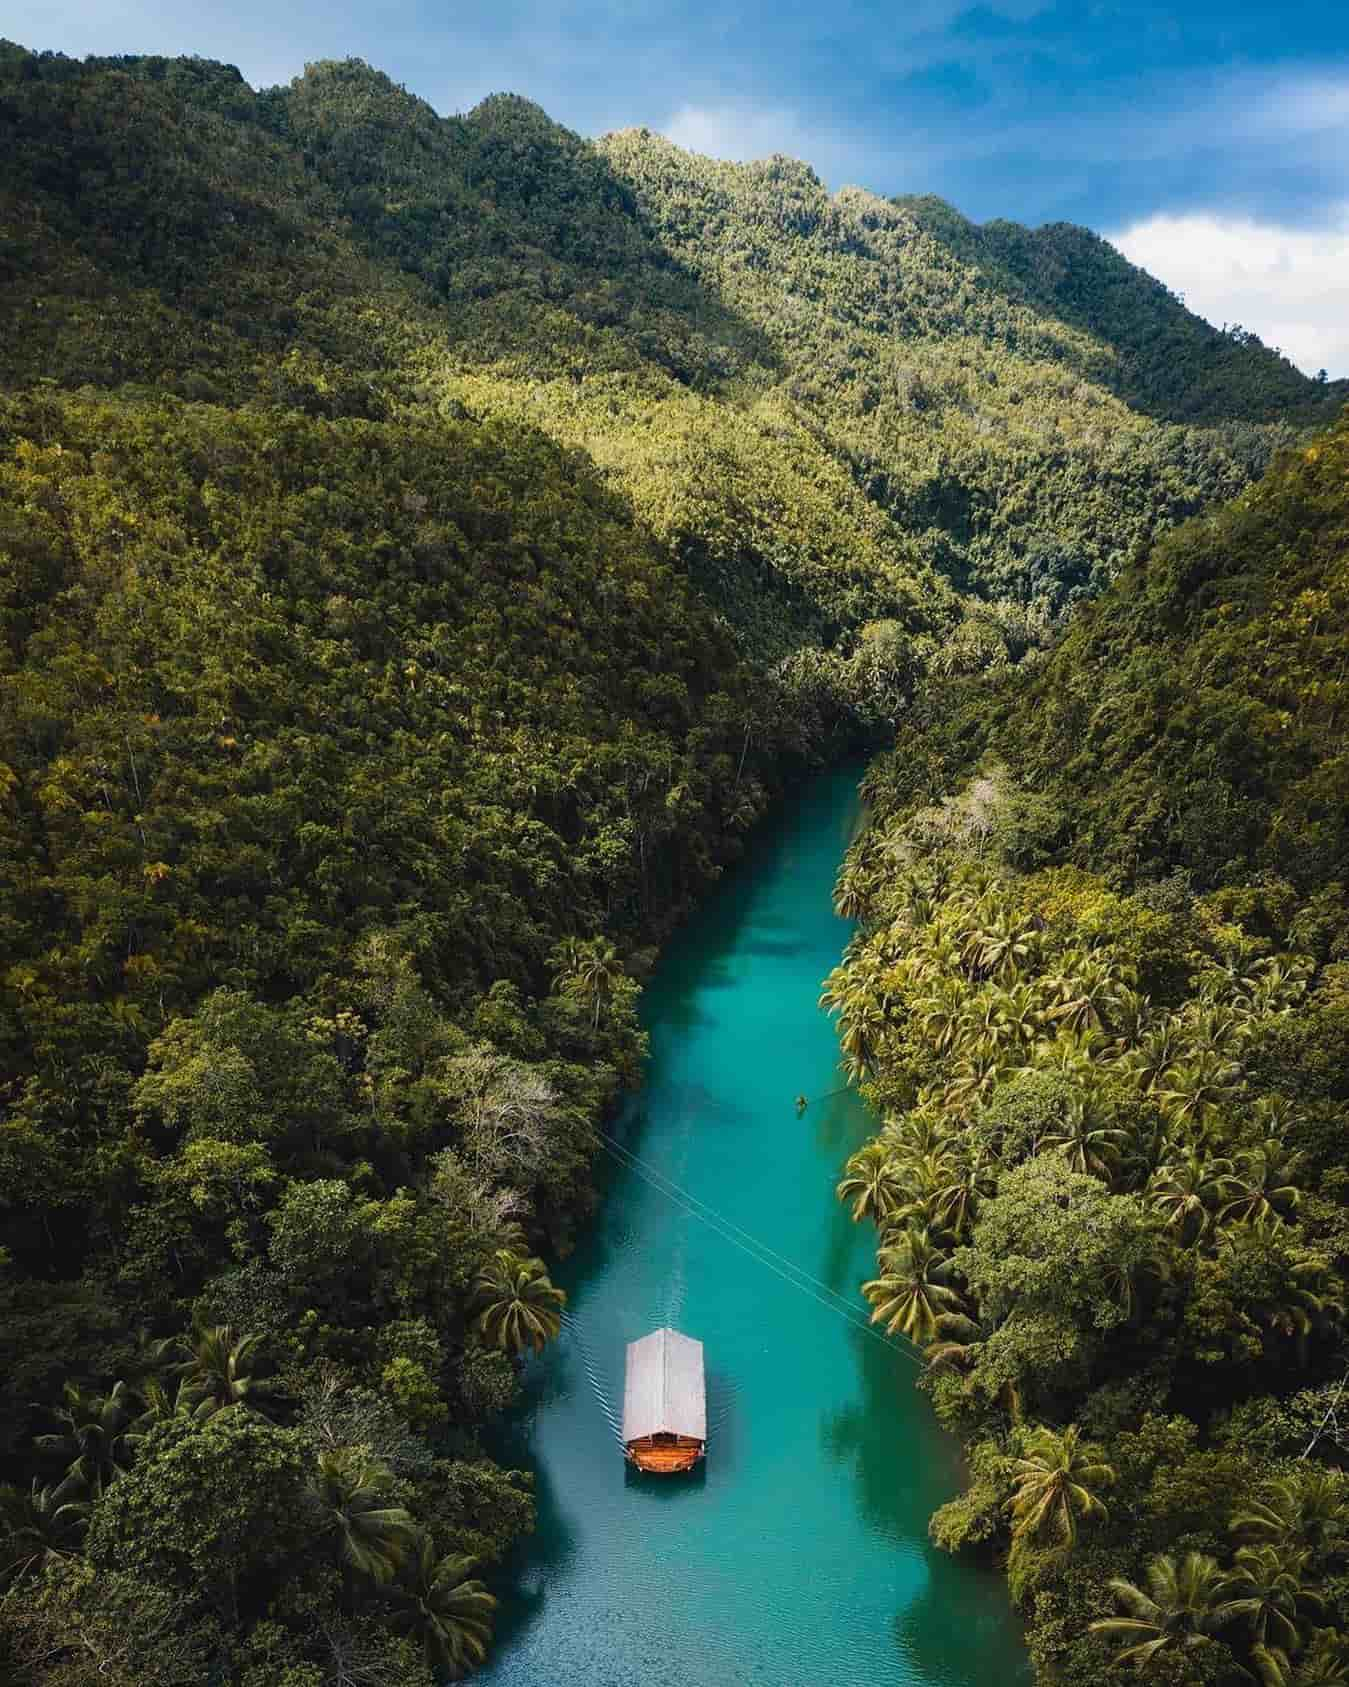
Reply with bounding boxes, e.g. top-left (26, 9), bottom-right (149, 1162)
top-left (594, 1126), bottom-right (926, 1371)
